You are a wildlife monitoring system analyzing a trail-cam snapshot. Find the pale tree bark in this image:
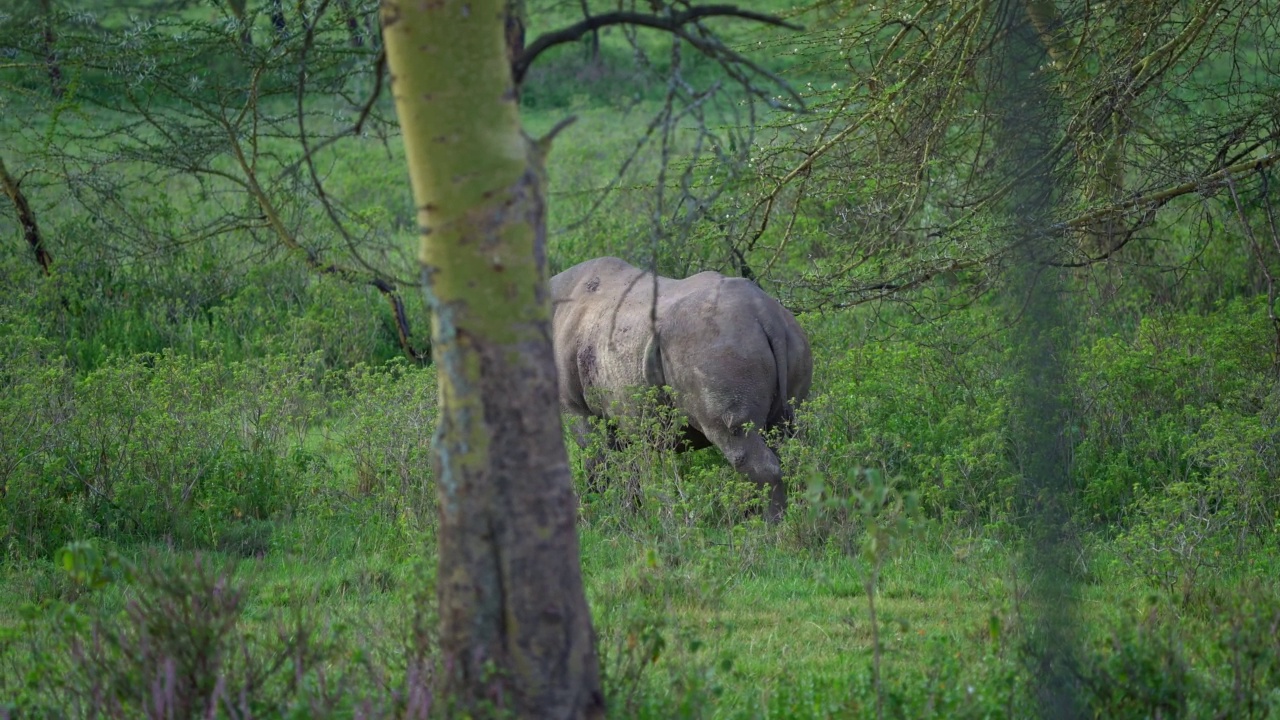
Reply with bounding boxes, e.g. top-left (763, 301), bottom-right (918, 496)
top-left (380, 1), bottom-right (604, 717)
